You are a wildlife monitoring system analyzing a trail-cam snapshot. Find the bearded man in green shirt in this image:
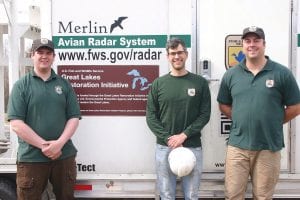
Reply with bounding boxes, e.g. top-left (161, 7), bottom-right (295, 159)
top-left (146, 38), bottom-right (211, 200)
